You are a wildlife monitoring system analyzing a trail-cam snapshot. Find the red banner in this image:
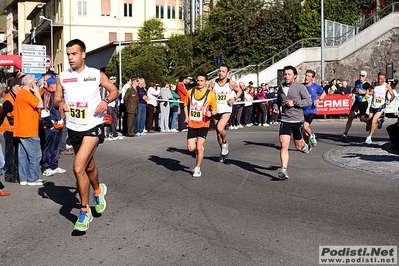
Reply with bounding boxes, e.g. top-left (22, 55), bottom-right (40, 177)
top-left (316, 94), bottom-right (353, 115)
top-left (0, 54), bottom-right (22, 70)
